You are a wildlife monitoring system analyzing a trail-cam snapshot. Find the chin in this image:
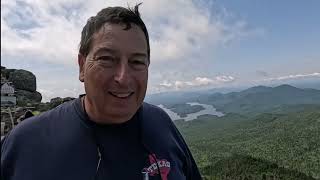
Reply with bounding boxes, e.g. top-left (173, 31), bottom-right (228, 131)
top-left (108, 114), bottom-right (134, 124)
top-left (105, 106), bottom-right (136, 122)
